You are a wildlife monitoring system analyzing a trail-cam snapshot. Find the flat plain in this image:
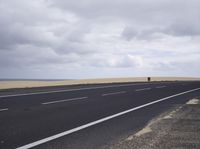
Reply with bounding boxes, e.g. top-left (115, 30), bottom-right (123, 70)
top-left (0, 77), bottom-right (200, 90)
